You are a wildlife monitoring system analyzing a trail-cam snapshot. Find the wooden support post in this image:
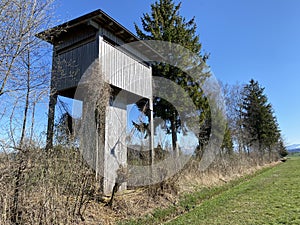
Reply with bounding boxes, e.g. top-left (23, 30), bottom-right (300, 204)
top-left (46, 91), bottom-right (57, 151)
top-left (149, 97), bottom-right (154, 165)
